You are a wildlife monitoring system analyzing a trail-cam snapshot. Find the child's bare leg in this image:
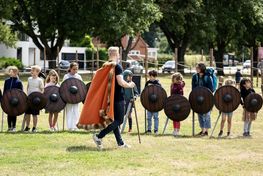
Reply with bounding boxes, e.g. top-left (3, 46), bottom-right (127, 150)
top-left (33, 115), bottom-right (38, 128)
top-left (227, 116), bottom-right (232, 133)
top-left (49, 113), bottom-right (53, 127)
top-left (25, 114), bottom-right (31, 127)
top-left (53, 113), bottom-right (59, 127)
top-left (220, 114), bottom-right (226, 131)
